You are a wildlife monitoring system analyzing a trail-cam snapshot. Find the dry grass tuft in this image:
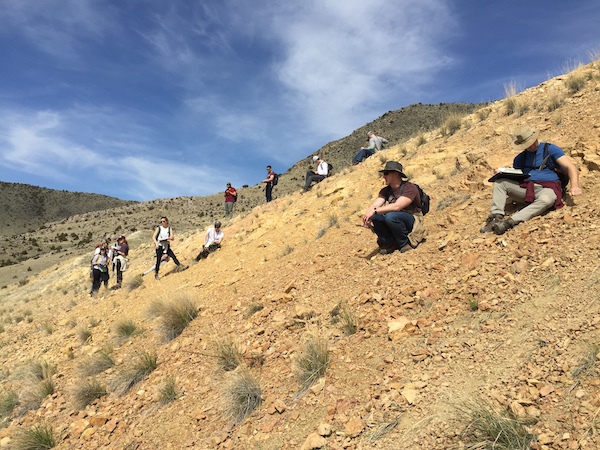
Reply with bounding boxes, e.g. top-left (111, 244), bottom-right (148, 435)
top-left (78, 349), bottom-right (114, 376)
top-left (110, 351), bottom-right (158, 396)
top-left (113, 319), bottom-right (140, 343)
top-left (126, 274), bottom-right (144, 291)
top-left (215, 336), bottom-right (243, 372)
top-left (14, 422), bottom-right (58, 449)
top-left (564, 73), bottom-right (586, 94)
top-left (455, 398), bottom-right (535, 450)
top-left (330, 302), bottom-right (357, 336)
top-left (441, 113), bottom-right (463, 136)
top-left (573, 343), bottom-right (600, 377)
top-left (295, 333), bottom-right (330, 392)
top-left (158, 376), bottom-right (179, 405)
top-left (149, 294), bottom-right (198, 342)
top-left (223, 368), bottom-right (262, 424)
top-left (0, 388), bottom-right (19, 427)
top-left (72, 378), bottom-right (107, 409)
